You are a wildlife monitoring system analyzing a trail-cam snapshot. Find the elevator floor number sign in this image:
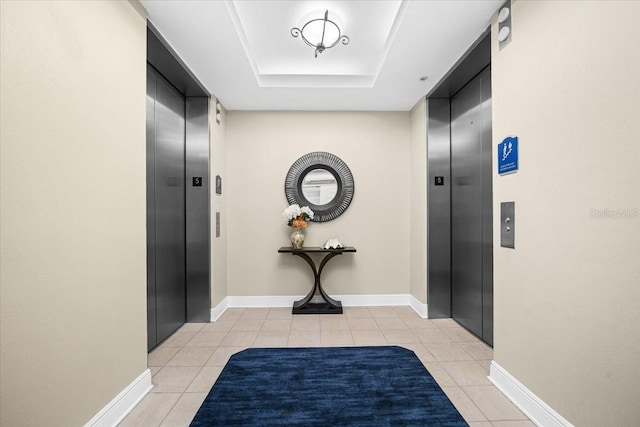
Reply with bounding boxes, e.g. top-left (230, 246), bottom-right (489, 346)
top-left (498, 136), bottom-right (518, 175)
